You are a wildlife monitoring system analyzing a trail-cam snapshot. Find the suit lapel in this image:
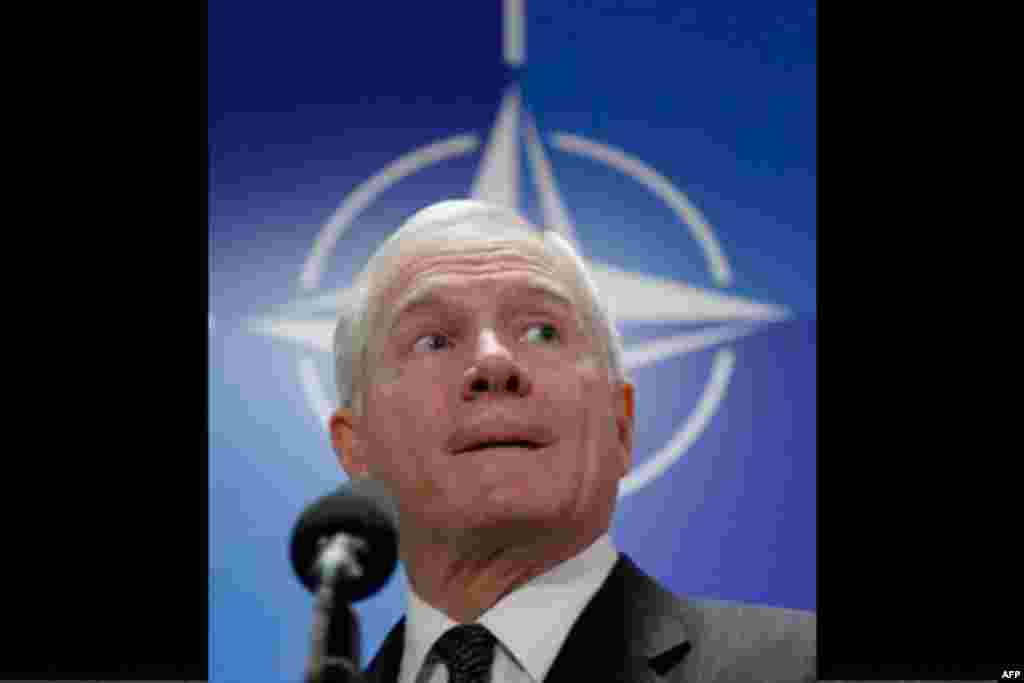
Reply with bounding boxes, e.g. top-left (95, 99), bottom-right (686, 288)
top-left (363, 617), bottom-right (405, 683)
top-left (543, 553), bottom-right (692, 682)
